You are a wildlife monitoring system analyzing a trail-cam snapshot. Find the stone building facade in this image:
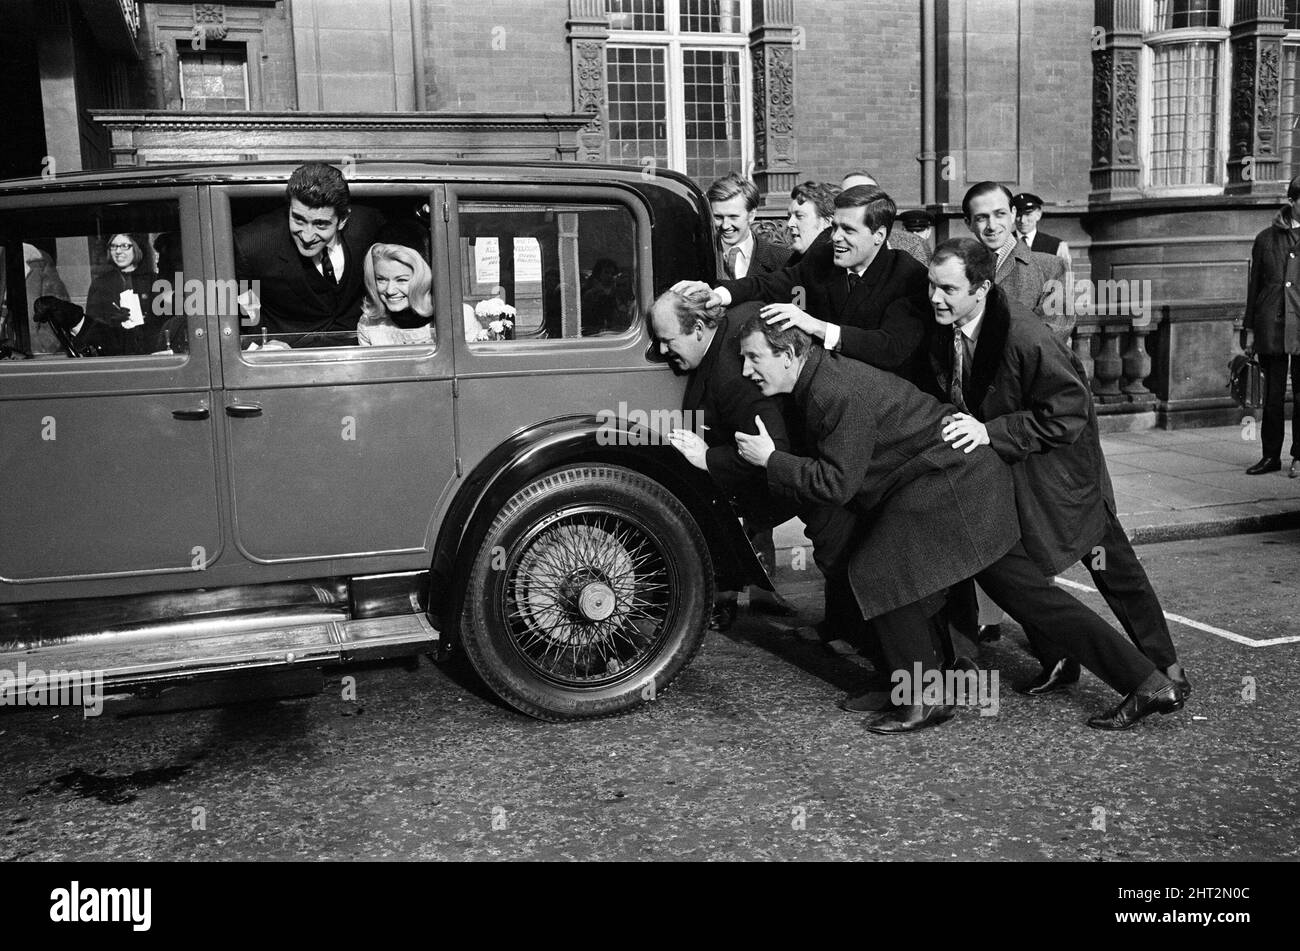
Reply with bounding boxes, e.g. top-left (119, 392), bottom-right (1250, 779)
top-left (1, 0), bottom-right (1293, 427)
